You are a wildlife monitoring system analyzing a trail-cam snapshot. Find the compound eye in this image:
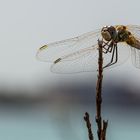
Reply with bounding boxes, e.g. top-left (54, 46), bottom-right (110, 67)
top-left (108, 26), bottom-right (117, 39)
top-left (110, 30), bottom-right (115, 37)
top-left (101, 28), bottom-right (112, 41)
